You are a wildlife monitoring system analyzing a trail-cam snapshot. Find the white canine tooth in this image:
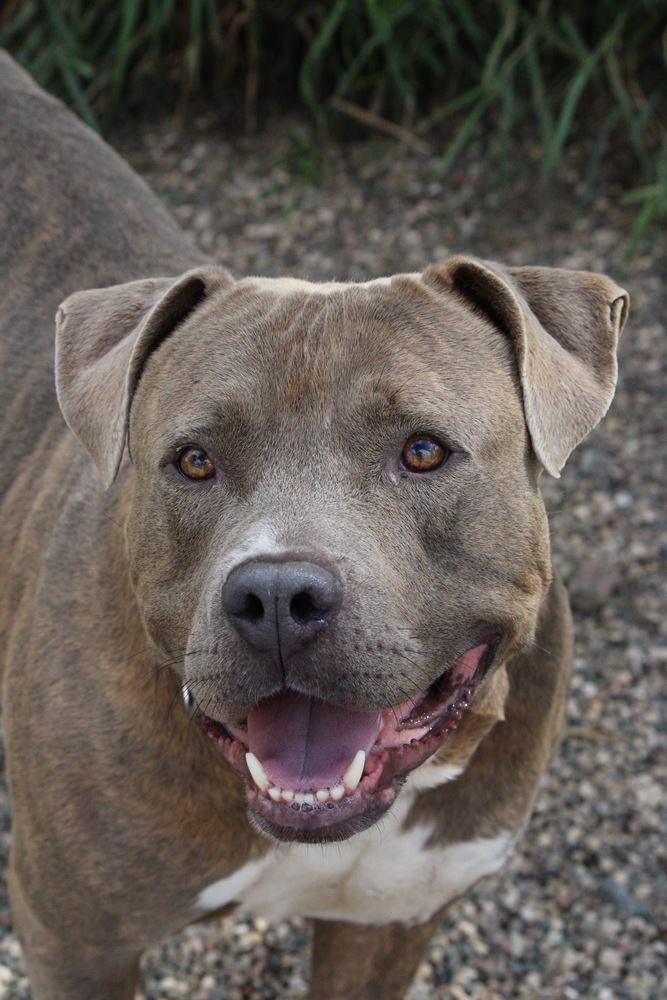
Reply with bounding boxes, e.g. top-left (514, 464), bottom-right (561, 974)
top-left (316, 789), bottom-right (329, 803)
top-left (245, 752), bottom-right (270, 792)
top-left (303, 792), bottom-right (315, 805)
top-left (342, 750), bottom-right (365, 793)
top-left (268, 787), bottom-right (281, 802)
top-left (294, 792), bottom-right (306, 804)
top-left (281, 789), bottom-right (295, 803)
top-left (330, 784), bottom-right (345, 801)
